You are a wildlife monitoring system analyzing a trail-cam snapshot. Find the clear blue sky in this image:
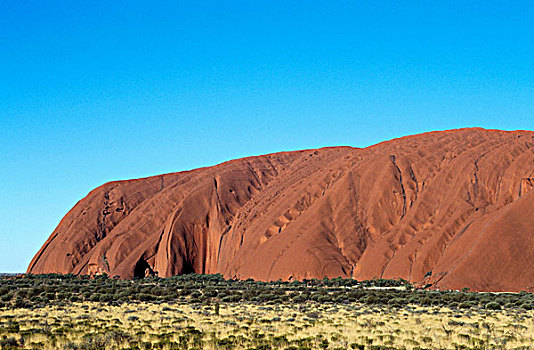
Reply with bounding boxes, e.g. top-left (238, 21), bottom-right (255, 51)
top-left (1, 1), bottom-right (534, 272)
